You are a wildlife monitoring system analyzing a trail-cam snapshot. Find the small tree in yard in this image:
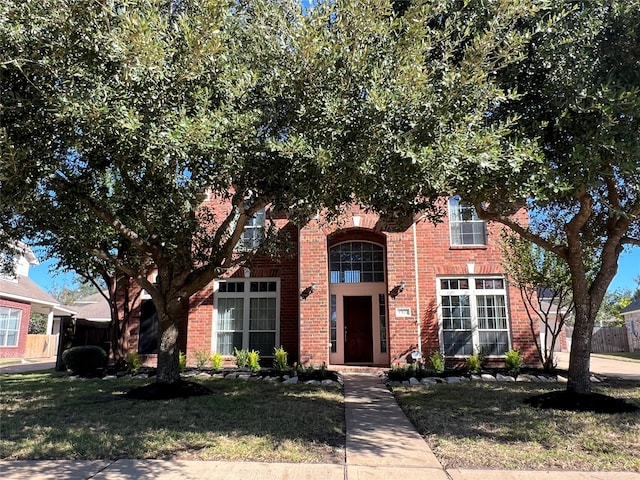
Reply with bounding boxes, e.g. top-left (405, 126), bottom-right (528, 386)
top-left (500, 233), bottom-right (575, 372)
